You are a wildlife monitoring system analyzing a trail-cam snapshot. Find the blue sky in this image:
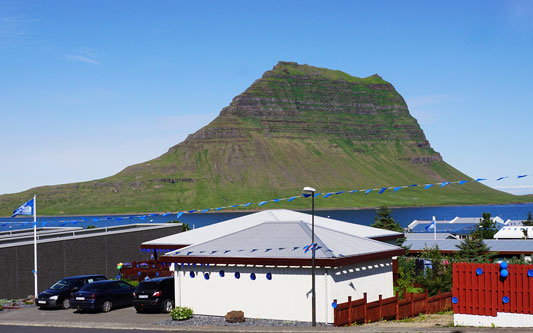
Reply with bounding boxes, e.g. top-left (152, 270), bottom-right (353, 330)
top-left (1, 0), bottom-right (532, 195)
